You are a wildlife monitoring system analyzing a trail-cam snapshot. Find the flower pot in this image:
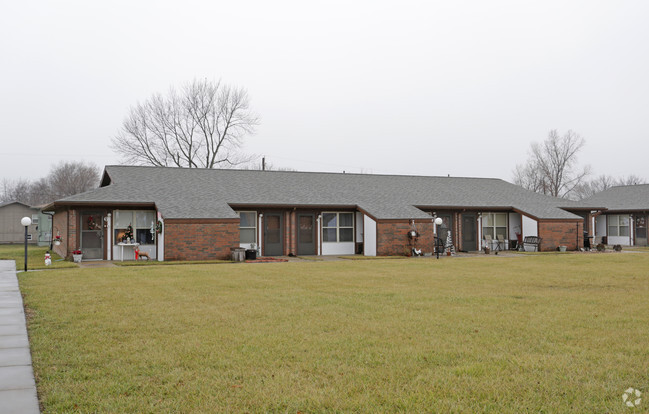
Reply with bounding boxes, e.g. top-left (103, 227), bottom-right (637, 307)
top-left (447, 251), bottom-right (451, 256)
top-left (54, 240), bottom-right (61, 246)
top-left (558, 246), bottom-right (567, 252)
top-left (72, 254), bottom-right (83, 263)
